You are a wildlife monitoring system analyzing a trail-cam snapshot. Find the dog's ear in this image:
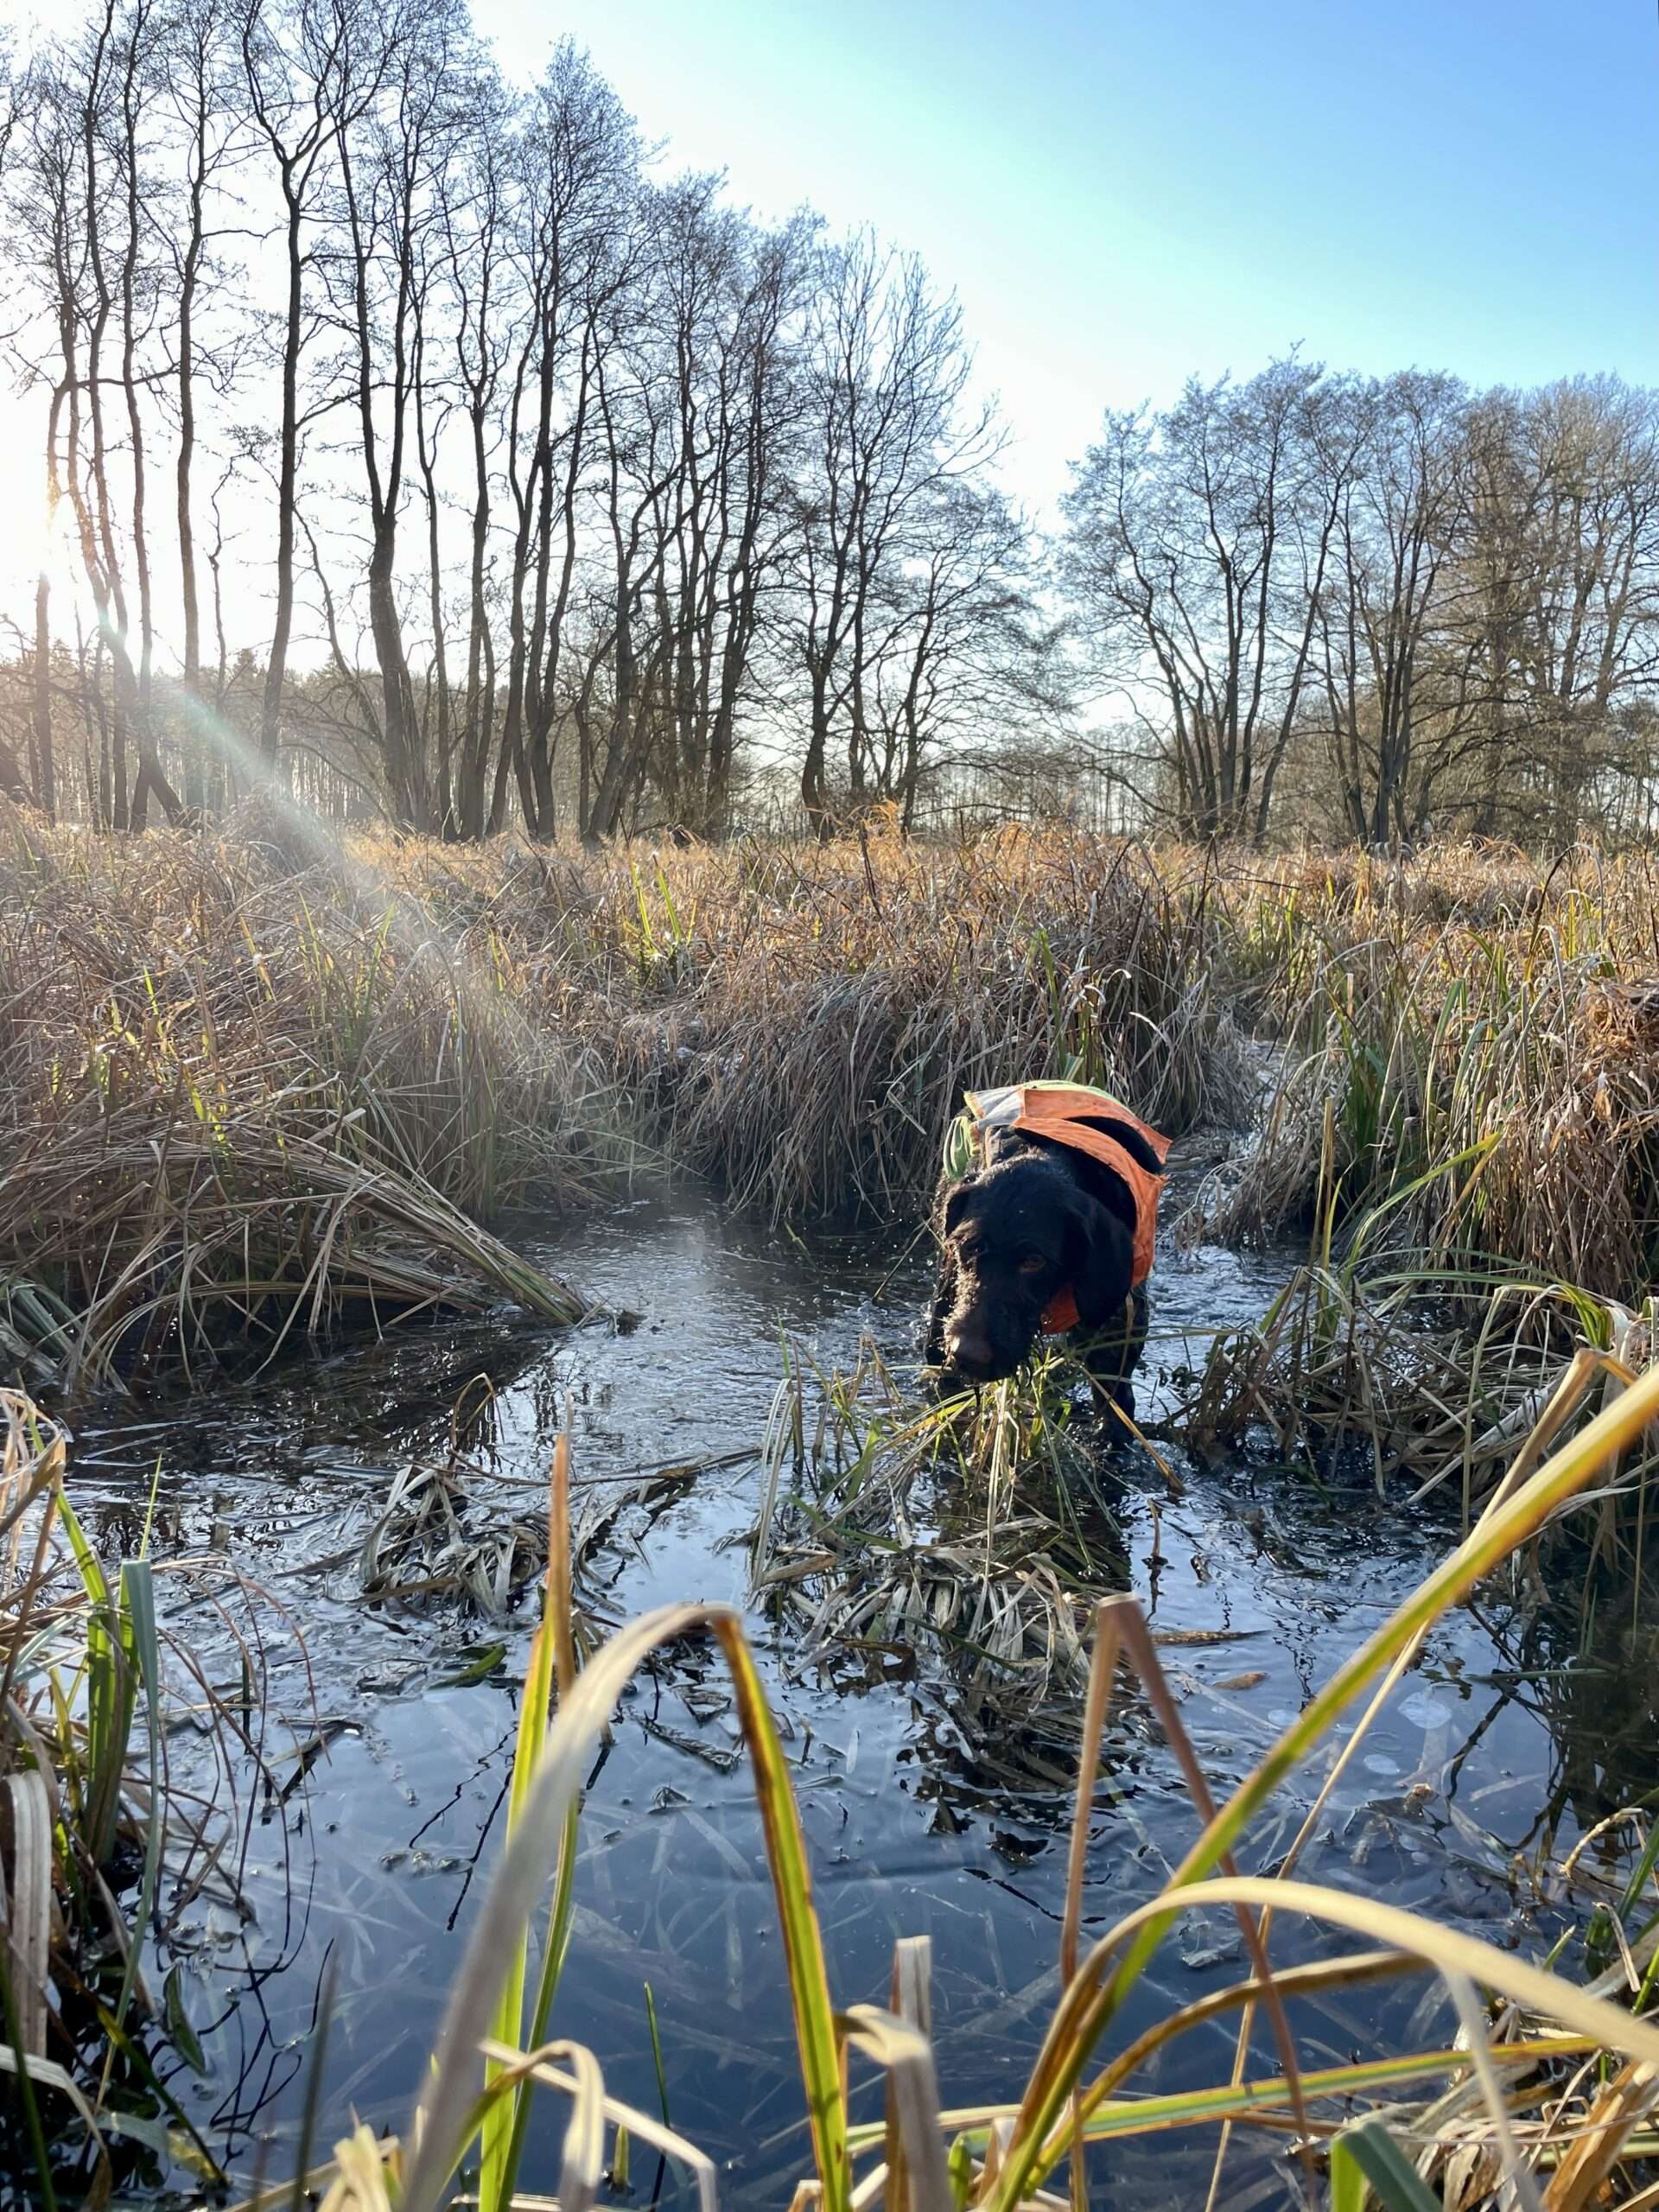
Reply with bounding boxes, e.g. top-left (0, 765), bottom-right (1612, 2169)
top-left (942, 1175), bottom-right (981, 1237)
top-left (1064, 1188), bottom-right (1135, 1329)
